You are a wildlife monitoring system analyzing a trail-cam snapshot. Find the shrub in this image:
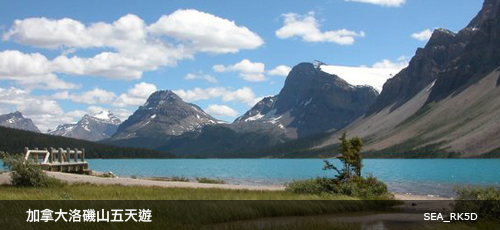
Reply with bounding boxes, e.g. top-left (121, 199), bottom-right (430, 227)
top-left (291, 132), bottom-right (390, 199)
top-left (286, 176), bottom-right (390, 199)
top-left (196, 177), bottom-right (226, 184)
top-left (171, 176), bottom-right (190, 182)
top-left (454, 186), bottom-right (500, 220)
top-left (143, 176), bottom-right (190, 182)
top-left (0, 152), bottom-right (65, 187)
top-left (334, 176), bottom-right (389, 198)
top-left (286, 178), bottom-right (336, 194)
